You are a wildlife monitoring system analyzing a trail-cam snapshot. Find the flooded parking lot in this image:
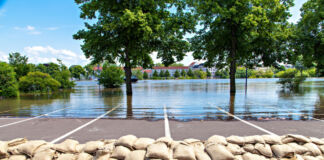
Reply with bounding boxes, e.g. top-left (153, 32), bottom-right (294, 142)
top-left (0, 78), bottom-right (323, 121)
